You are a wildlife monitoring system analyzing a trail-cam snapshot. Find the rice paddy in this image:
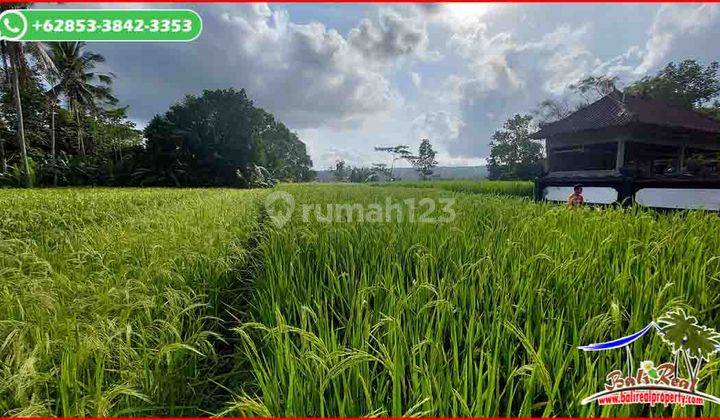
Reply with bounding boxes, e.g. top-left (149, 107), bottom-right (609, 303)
top-left (374, 179), bottom-right (534, 197)
top-left (2, 183), bottom-right (720, 416)
top-left (0, 189), bottom-right (262, 416)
